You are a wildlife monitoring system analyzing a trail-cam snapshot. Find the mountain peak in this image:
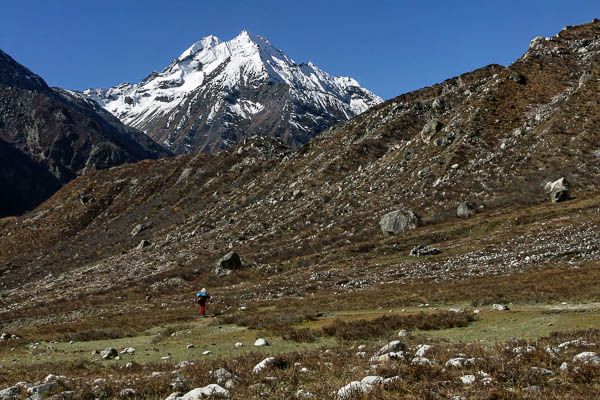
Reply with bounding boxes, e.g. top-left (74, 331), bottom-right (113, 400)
top-left (178, 35), bottom-right (222, 60)
top-left (83, 32), bottom-right (382, 154)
